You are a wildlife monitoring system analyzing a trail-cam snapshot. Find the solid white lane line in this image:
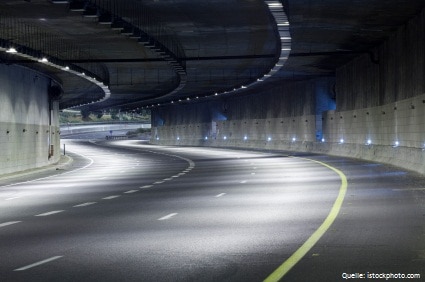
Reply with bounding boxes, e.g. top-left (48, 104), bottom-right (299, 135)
top-left (124, 190), bottom-right (138, 194)
top-left (35, 210), bottom-right (65, 217)
top-left (158, 213), bottom-right (178, 221)
top-left (73, 202), bottom-right (97, 207)
top-left (14, 256), bottom-right (63, 271)
top-left (0, 221), bottom-right (21, 228)
top-left (140, 185), bottom-right (153, 189)
top-left (154, 181), bottom-right (165, 184)
top-left (102, 195), bottom-right (120, 200)
top-left (215, 193), bottom-right (226, 198)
